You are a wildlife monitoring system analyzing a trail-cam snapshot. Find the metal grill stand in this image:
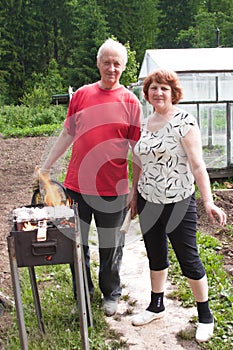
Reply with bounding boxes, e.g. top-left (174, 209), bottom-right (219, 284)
top-left (7, 207), bottom-right (92, 350)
